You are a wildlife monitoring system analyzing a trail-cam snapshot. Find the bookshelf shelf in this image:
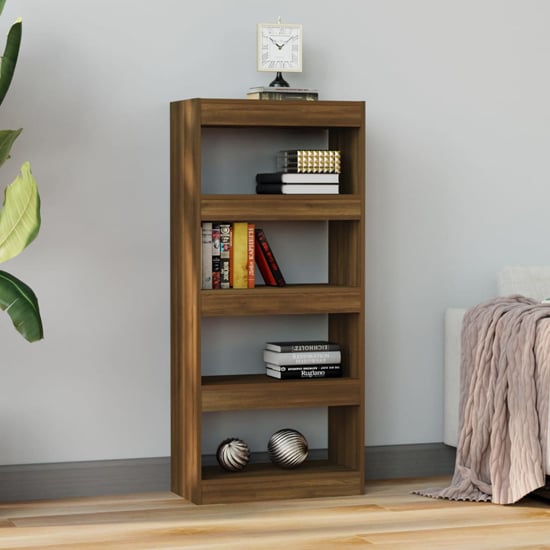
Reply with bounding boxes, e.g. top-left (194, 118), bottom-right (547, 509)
top-left (201, 284), bottom-right (362, 316)
top-left (201, 194), bottom-right (362, 221)
top-left (170, 98), bottom-right (366, 504)
top-left (200, 461), bottom-right (360, 504)
top-left (201, 374), bottom-right (362, 411)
